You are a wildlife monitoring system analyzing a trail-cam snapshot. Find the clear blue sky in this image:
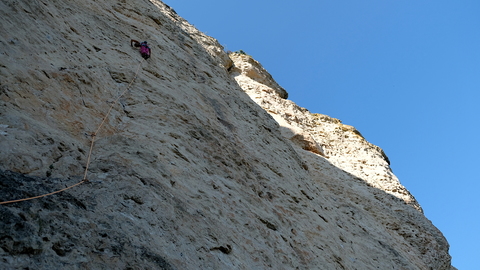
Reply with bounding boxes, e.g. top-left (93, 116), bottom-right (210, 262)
top-left (166, 1), bottom-right (479, 268)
